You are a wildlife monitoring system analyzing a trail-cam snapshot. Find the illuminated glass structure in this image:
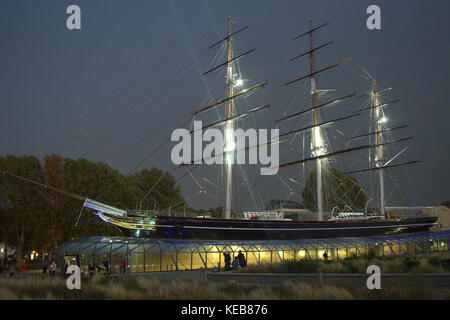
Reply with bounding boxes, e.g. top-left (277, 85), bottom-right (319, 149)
top-left (54, 230), bottom-right (449, 274)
